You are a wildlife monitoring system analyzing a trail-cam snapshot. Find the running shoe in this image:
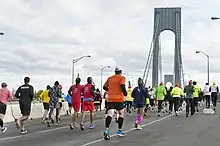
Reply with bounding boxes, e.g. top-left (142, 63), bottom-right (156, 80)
top-left (89, 124), bottom-right (95, 129)
top-left (1, 127), bottom-right (7, 133)
top-left (21, 129), bottom-right (28, 134)
top-left (80, 123), bottom-right (85, 131)
top-left (103, 129), bottom-right (110, 140)
top-left (116, 130), bottom-right (125, 137)
top-left (136, 125), bottom-right (142, 130)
